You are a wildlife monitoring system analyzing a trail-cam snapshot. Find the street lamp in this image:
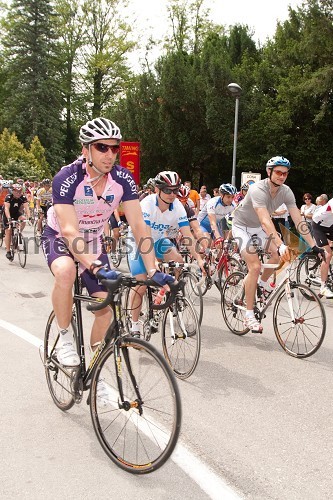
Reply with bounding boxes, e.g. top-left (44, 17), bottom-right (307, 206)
top-left (227, 82), bottom-right (242, 187)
